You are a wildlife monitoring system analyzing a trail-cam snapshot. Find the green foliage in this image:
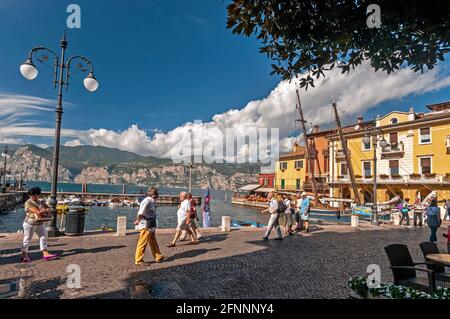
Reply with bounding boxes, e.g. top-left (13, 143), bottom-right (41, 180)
top-left (348, 276), bottom-right (450, 299)
top-left (227, 0), bottom-right (450, 89)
